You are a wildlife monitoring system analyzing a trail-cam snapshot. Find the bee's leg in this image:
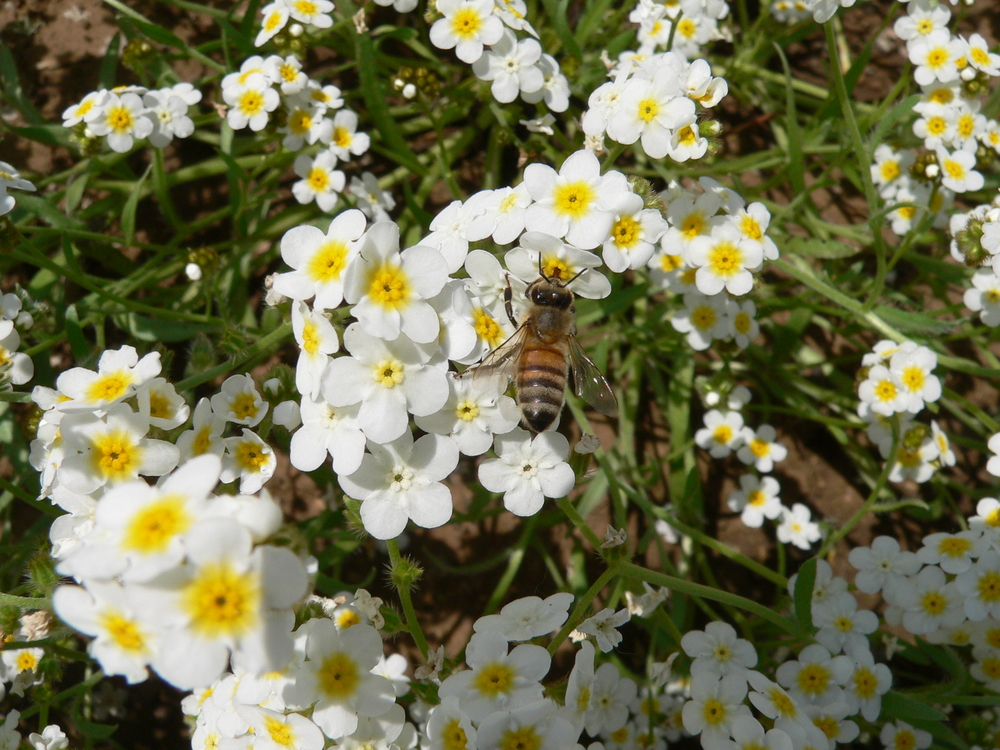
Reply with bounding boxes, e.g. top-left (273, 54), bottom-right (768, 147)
top-left (504, 273), bottom-right (517, 328)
